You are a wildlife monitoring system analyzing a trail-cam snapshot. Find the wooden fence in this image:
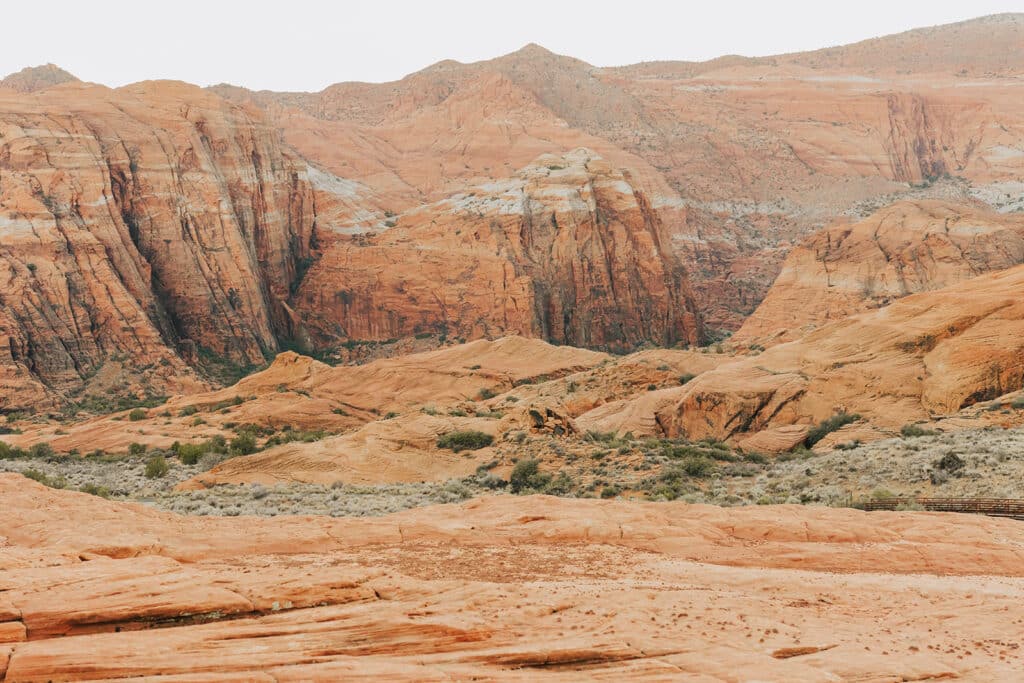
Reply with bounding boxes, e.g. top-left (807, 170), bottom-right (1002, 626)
top-left (861, 497), bottom-right (1024, 520)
